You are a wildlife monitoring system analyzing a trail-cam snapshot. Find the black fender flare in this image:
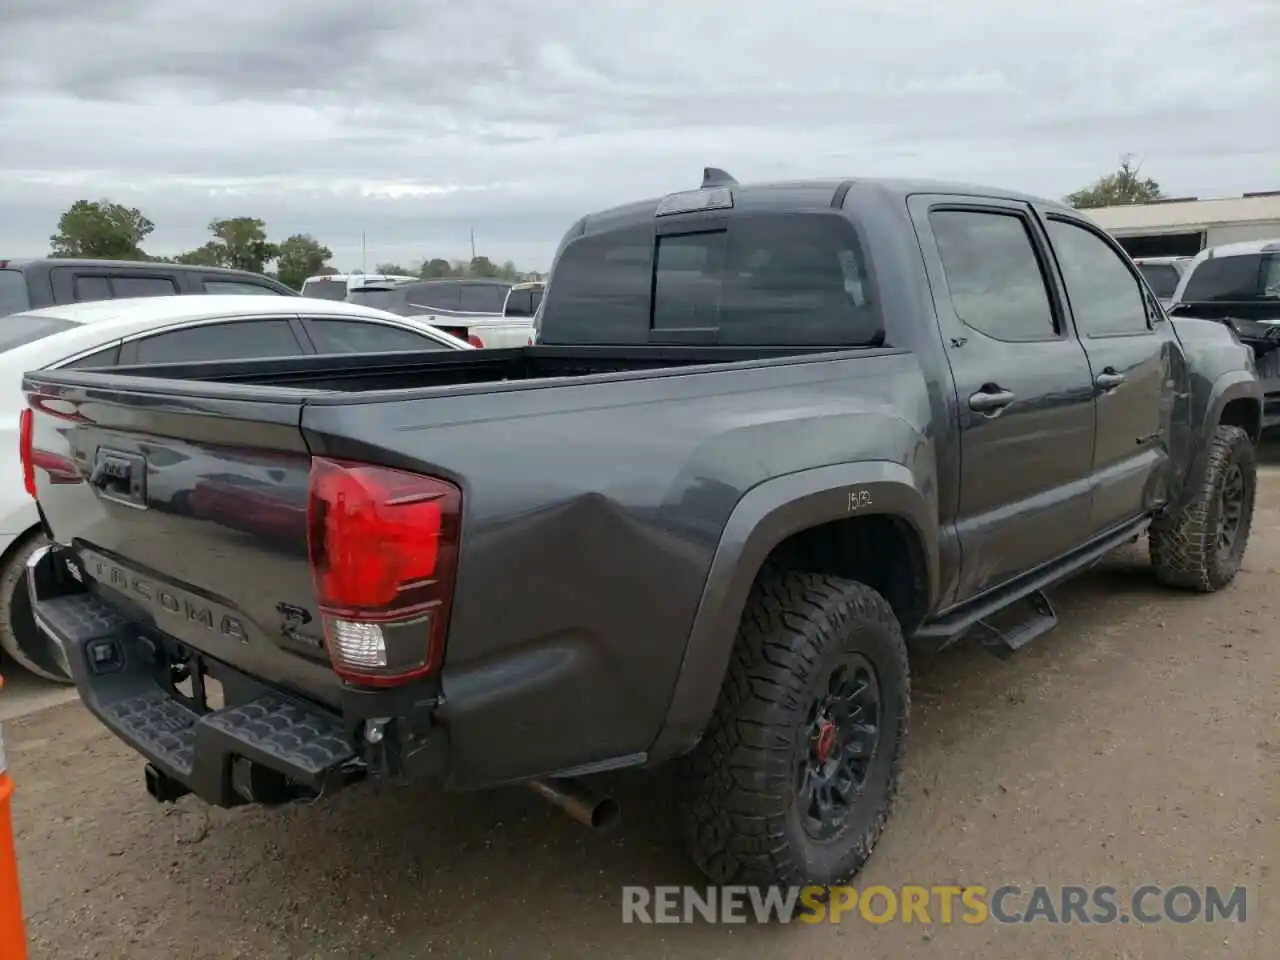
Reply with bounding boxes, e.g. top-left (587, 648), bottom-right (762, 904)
top-left (1176, 371), bottom-right (1262, 513)
top-left (646, 460), bottom-right (938, 763)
